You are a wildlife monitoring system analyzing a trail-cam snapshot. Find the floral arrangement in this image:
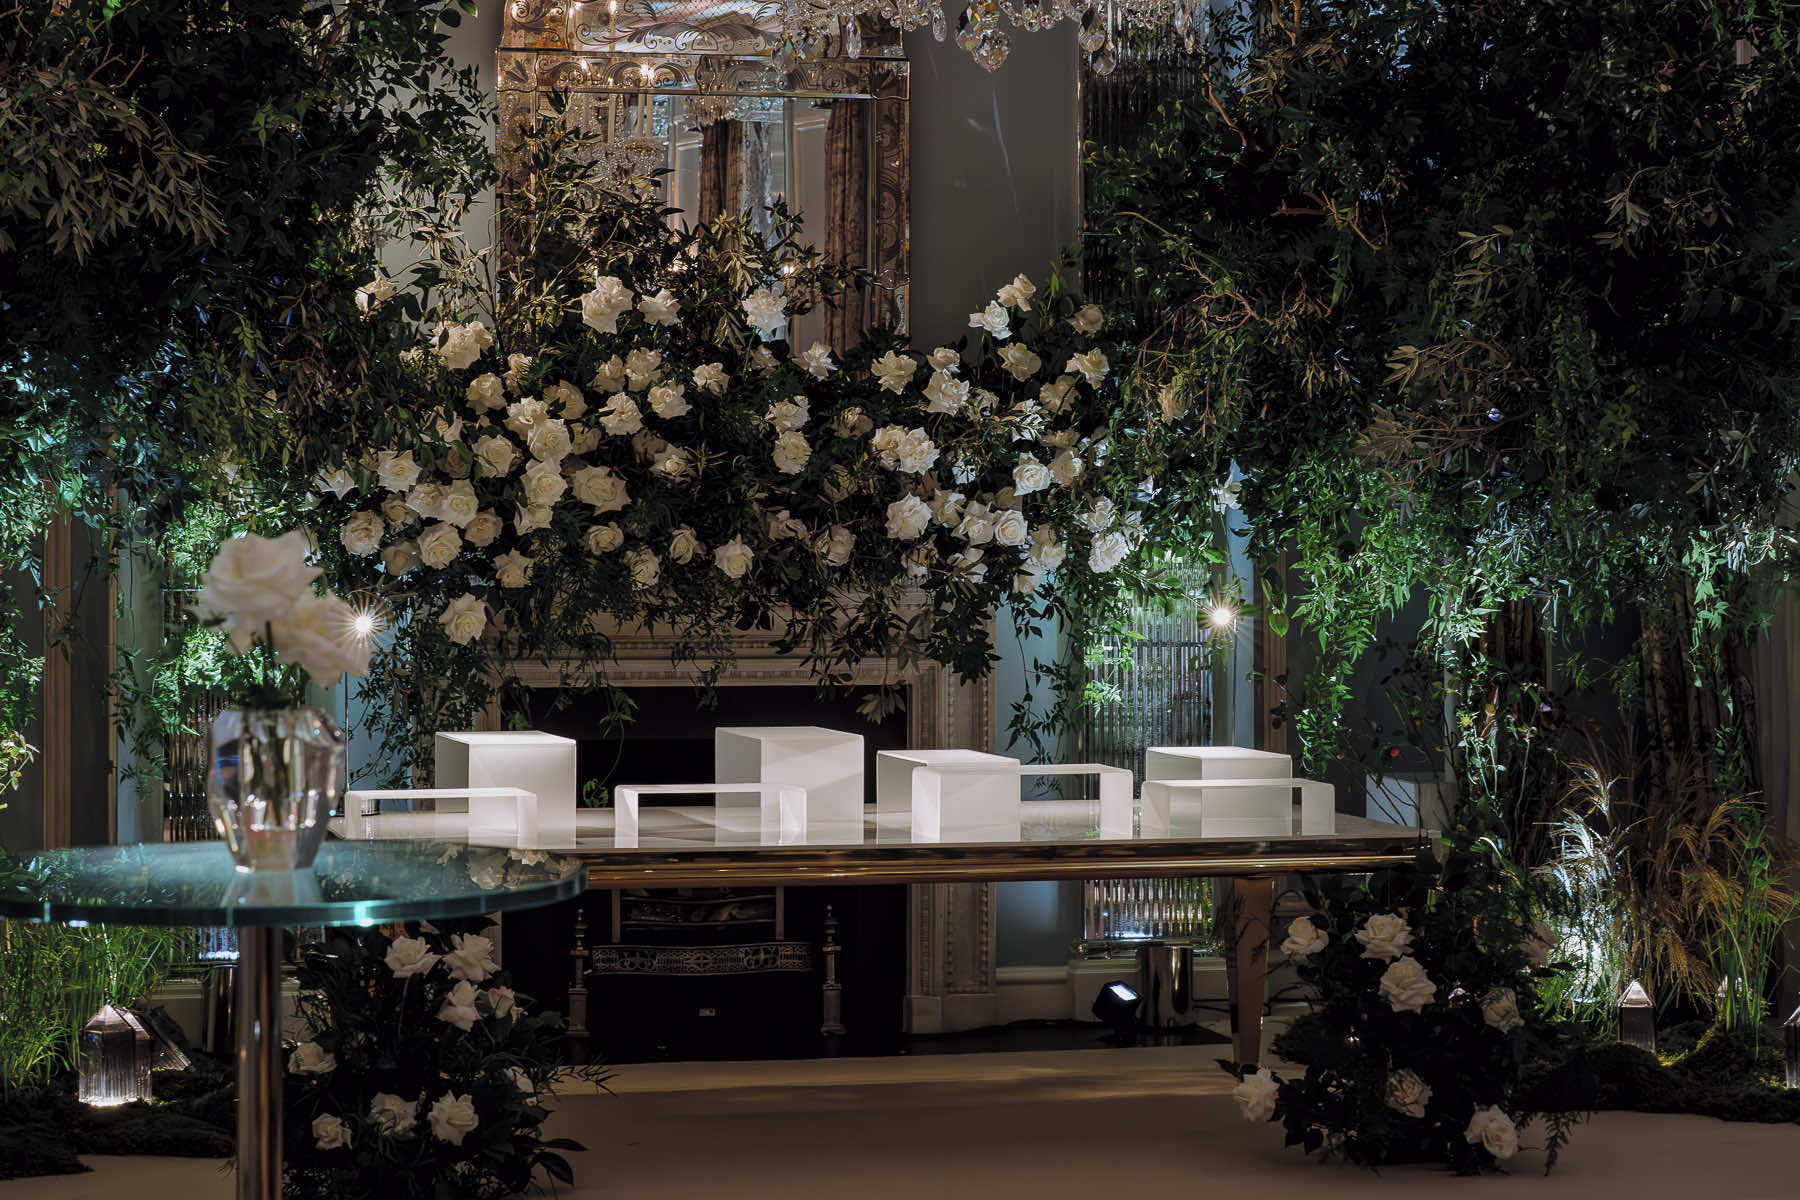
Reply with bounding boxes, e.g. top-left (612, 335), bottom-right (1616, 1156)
top-left (1227, 828), bottom-right (1581, 1174)
top-left (282, 914), bottom-right (596, 1200)
top-left (193, 528), bottom-right (372, 706)
top-left (307, 115), bottom-right (1189, 769)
